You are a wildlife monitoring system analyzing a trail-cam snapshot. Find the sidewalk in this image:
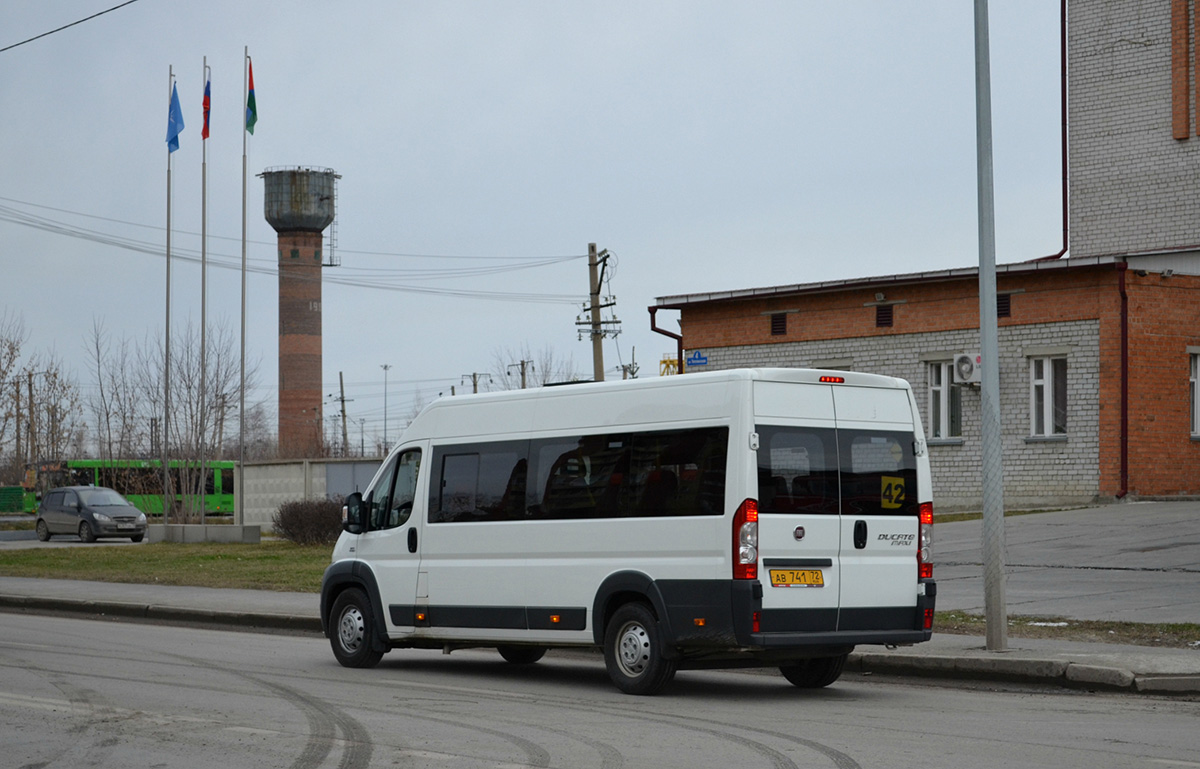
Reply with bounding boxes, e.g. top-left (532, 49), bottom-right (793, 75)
top-left (1, 501), bottom-right (1198, 695)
